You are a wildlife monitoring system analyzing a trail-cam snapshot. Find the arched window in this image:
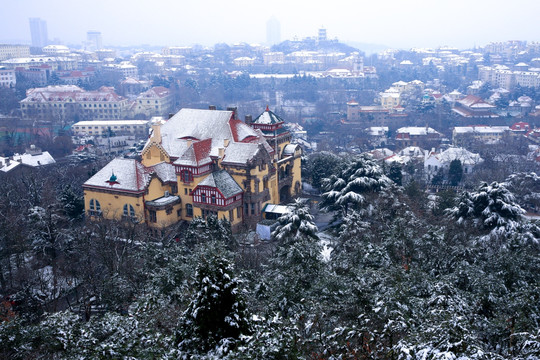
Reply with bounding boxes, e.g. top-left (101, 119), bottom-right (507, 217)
top-left (89, 199), bottom-right (101, 216)
top-left (123, 204), bottom-right (135, 217)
